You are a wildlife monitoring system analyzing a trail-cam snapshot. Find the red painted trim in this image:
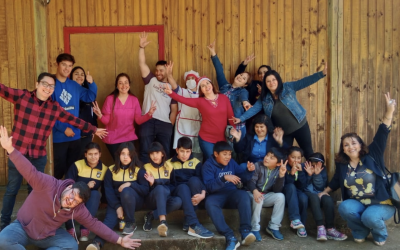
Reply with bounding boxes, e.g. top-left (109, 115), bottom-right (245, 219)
top-left (64, 25), bottom-right (165, 60)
